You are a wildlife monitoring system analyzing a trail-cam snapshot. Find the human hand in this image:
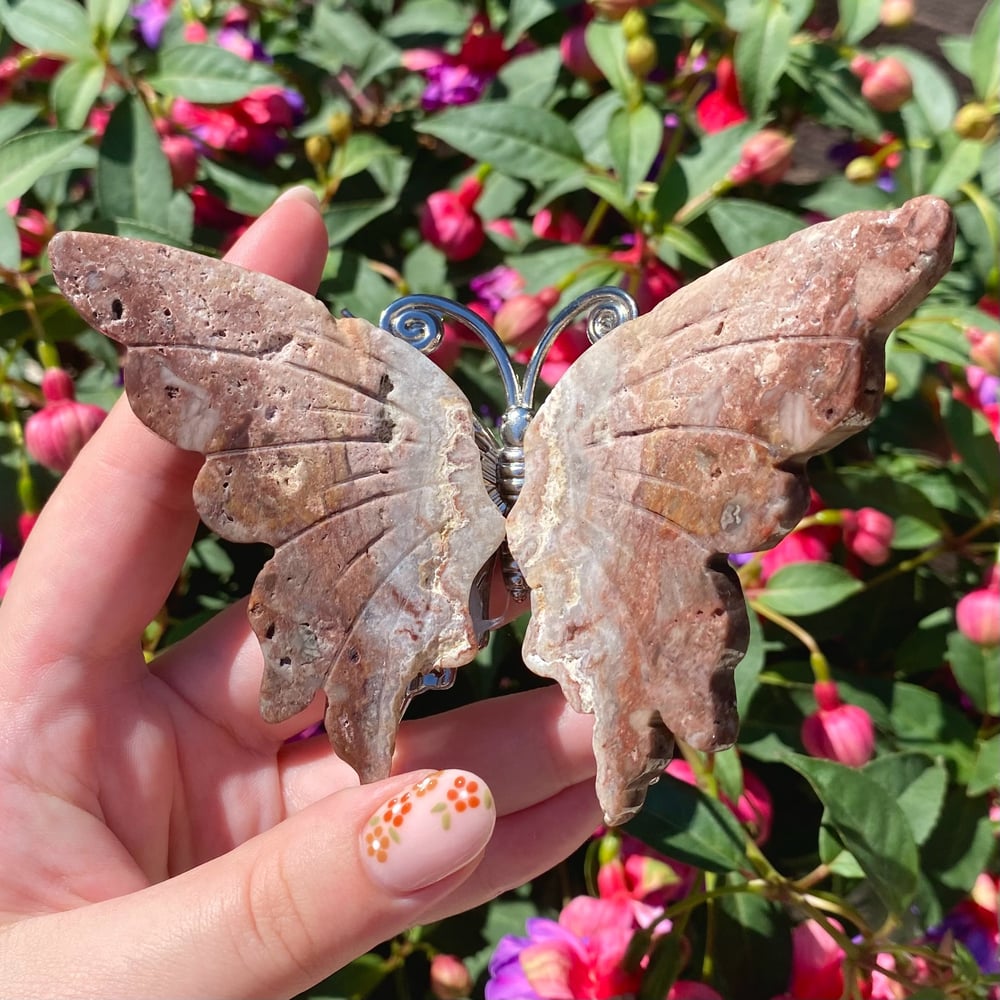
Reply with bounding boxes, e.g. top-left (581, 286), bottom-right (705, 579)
top-left (0, 188), bottom-right (600, 999)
